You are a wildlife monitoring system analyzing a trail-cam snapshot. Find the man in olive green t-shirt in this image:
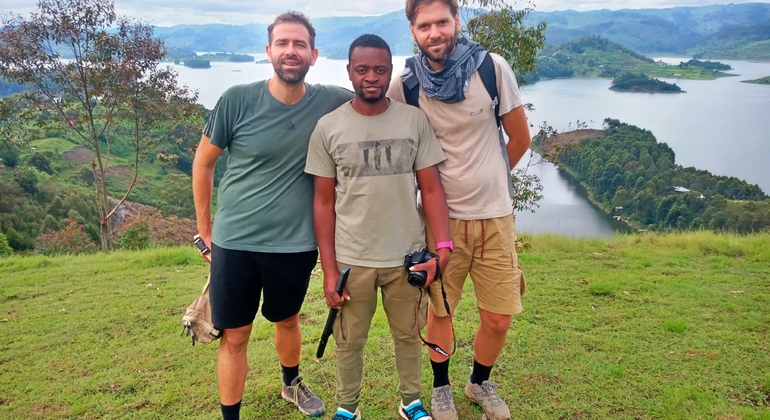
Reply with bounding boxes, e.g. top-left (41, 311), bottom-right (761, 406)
top-left (306, 34), bottom-right (450, 420)
top-left (192, 12), bottom-right (353, 420)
